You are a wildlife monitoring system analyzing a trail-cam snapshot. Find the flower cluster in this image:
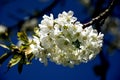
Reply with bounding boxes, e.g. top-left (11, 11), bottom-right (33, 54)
top-left (31, 11), bottom-right (104, 67)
